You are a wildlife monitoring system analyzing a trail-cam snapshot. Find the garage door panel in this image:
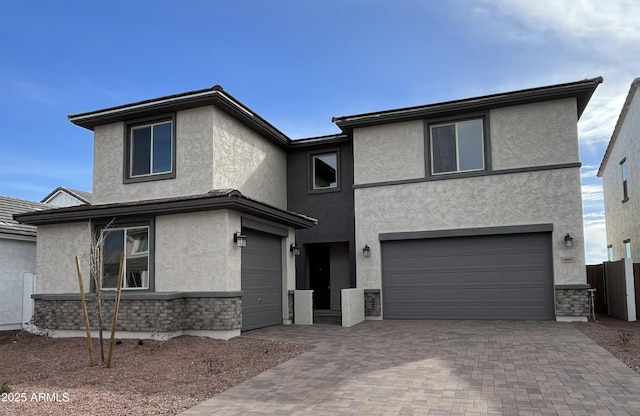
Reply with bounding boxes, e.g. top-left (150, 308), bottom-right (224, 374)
top-left (241, 229), bottom-right (282, 331)
top-left (382, 233), bottom-right (554, 320)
